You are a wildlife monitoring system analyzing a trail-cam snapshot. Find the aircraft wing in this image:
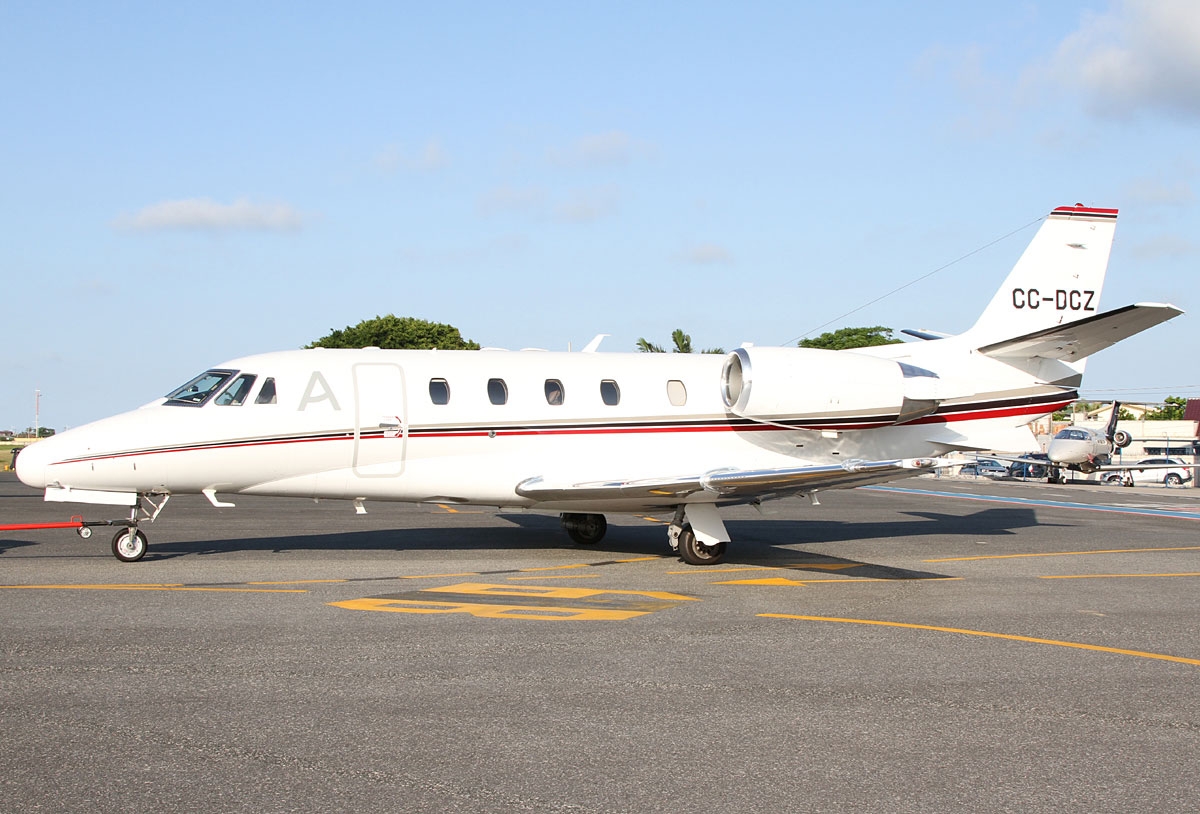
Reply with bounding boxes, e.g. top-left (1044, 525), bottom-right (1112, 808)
top-left (515, 457), bottom-right (947, 505)
top-left (977, 303), bottom-right (1183, 362)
